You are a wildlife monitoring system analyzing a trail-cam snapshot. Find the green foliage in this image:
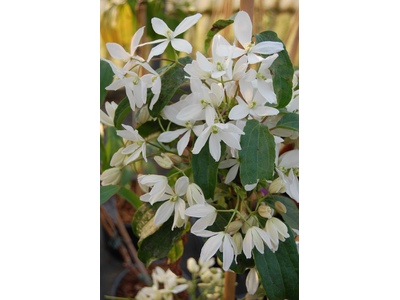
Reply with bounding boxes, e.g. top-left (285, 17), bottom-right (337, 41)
top-left (113, 97), bottom-right (131, 130)
top-left (254, 31), bottom-right (294, 109)
top-left (103, 126), bottom-right (124, 170)
top-left (239, 120), bottom-right (276, 186)
top-left (117, 186), bottom-right (142, 209)
top-left (148, 56), bottom-right (193, 117)
top-left (192, 140), bottom-right (226, 200)
top-left (100, 185), bottom-right (121, 205)
top-left (204, 13), bottom-right (237, 53)
top-left (167, 239), bottom-right (184, 264)
top-left (100, 60), bottom-right (114, 107)
top-left (273, 195), bottom-right (299, 230)
top-left (276, 113), bottom-right (299, 131)
top-left (253, 223), bottom-right (299, 300)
